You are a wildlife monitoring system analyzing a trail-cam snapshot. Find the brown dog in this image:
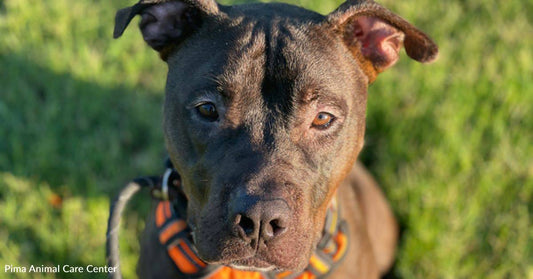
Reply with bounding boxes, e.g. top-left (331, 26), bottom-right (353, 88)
top-left (113, 0), bottom-right (437, 278)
